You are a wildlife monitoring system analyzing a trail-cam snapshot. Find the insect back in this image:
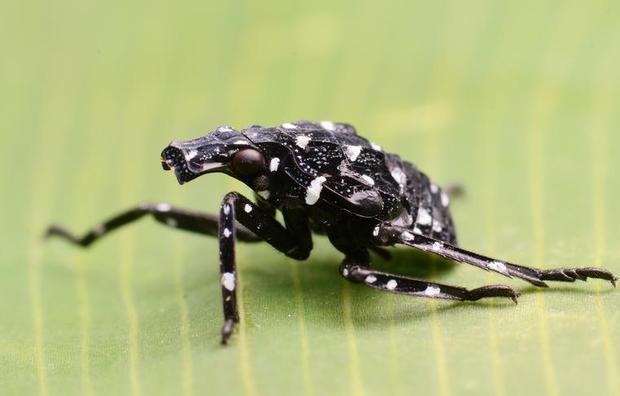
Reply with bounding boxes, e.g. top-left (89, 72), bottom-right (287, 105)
top-left (243, 121), bottom-right (404, 220)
